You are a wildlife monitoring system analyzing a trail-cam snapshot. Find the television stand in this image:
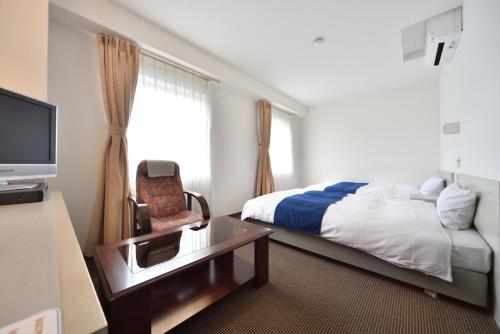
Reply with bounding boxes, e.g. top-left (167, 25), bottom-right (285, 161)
top-left (0, 183), bottom-right (46, 205)
top-left (0, 181), bottom-right (39, 192)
